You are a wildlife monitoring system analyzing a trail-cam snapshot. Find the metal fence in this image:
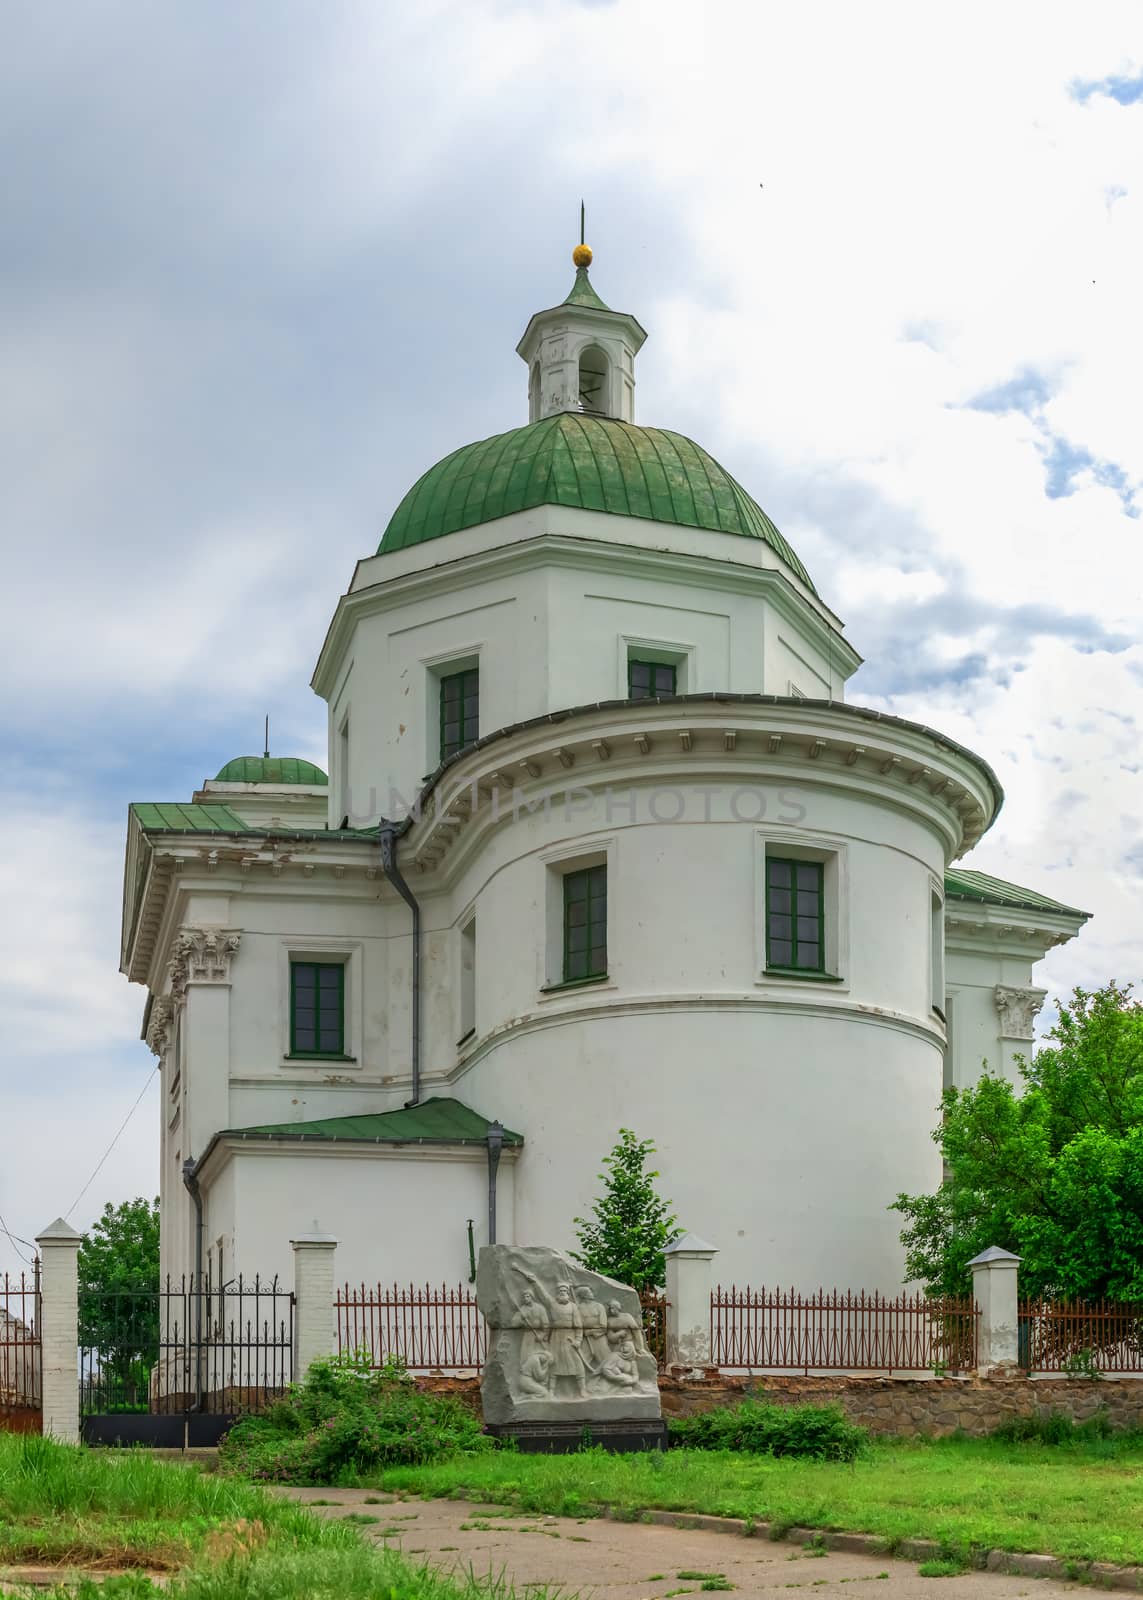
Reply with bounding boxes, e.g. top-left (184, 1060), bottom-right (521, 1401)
top-left (337, 1281), bottom-right (487, 1372)
top-left (79, 1274), bottom-right (293, 1416)
top-left (1019, 1299), bottom-right (1143, 1374)
top-left (711, 1286), bottom-right (979, 1374)
top-left (640, 1288), bottom-right (669, 1369)
top-left (1, 1269), bottom-right (41, 1430)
